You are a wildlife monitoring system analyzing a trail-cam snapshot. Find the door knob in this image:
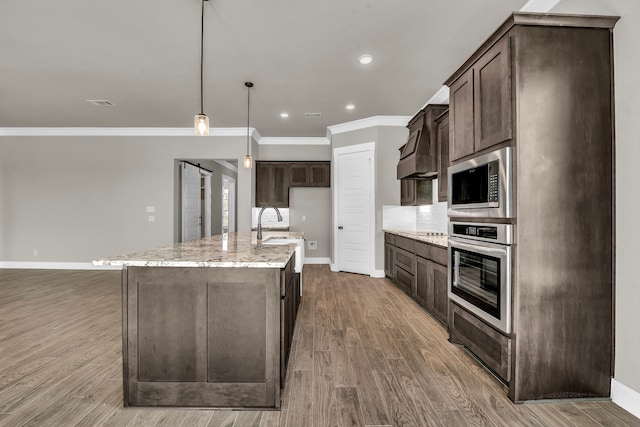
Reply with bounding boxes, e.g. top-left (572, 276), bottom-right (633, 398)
top-left (338, 226), bottom-right (344, 229)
